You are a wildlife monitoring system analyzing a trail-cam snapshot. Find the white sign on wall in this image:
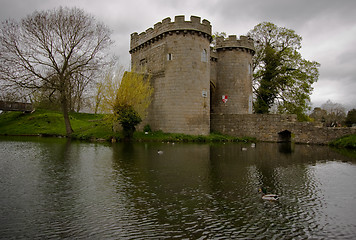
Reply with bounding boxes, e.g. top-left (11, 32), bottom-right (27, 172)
top-left (222, 95), bottom-right (228, 103)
